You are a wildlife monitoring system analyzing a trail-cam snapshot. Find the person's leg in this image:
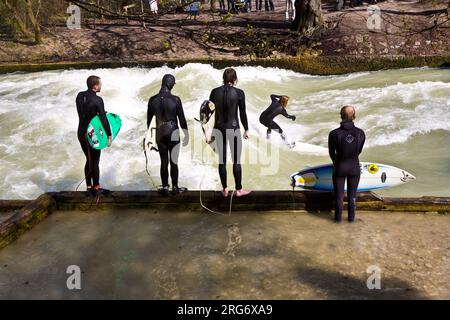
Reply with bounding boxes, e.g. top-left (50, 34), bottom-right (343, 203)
top-left (168, 139), bottom-right (180, 188)
top-left (229, 130), bottom-right (243, 190)
top-left (265, 0), bottom-right (269, 11)
top-left (217, 129), bottom-right (228, 190)
top-left (78, 135), bottom-right (92, 188)
top-left (157, 141), bottom-right (170, 187)
top-left (346, 173), bottom-right (361, 222)
top-left (269, 121), bottom-right (283, 135)
top-left (333, 173), bottom-right (346, 222)
top-left (269, 0), bottom-right (274, 10)
top-left (91, 148), bottom-right (101, 187)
